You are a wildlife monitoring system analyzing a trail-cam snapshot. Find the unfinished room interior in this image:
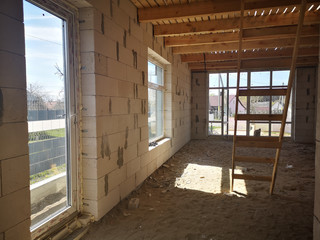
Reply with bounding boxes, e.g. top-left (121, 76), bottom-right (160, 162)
top-left (1, 0), bottom-right (320, 239)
